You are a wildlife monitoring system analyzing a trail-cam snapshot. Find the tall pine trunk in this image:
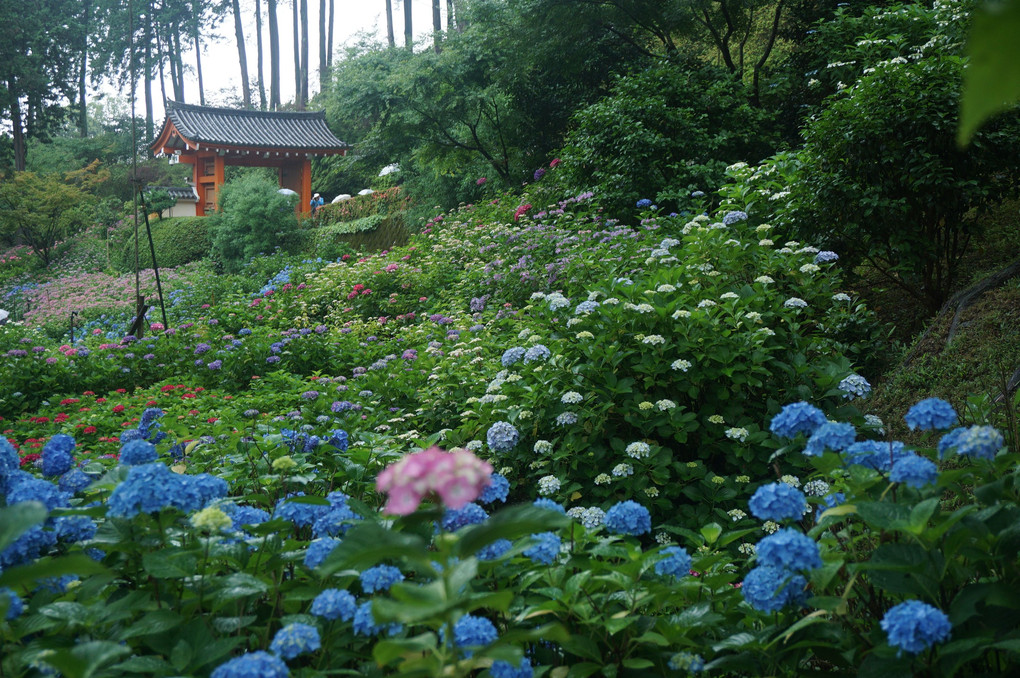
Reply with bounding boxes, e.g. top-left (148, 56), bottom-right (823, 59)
top-left (327, 0), bottom-right (334, 71)
top-left (255, 0), bottom-right (267, 109)
top-left (404, 0), bottom-right (412, 49)
top-left (318, 0), bottom-right (326, 93)
top-left (268, 0), bottom-right (280, 109)
top-left (231, 0), bottom-right (251, 107)
top-left (292, 0), bottom-right (301, 107)
top-left (10, 91), bottom-right (26, 171)
top-left (432, 0), bottom-right (441, 52)
top-left (192, 0), bottom-right (206, 104)
top-left (79, 0), bottom-right (90, 137)
top-left (385, 0), bottom-right (395, 47)
top-left (144, 4), bottom-right (154, 140)
top-left (299, 0), bottom-right (308, 108)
